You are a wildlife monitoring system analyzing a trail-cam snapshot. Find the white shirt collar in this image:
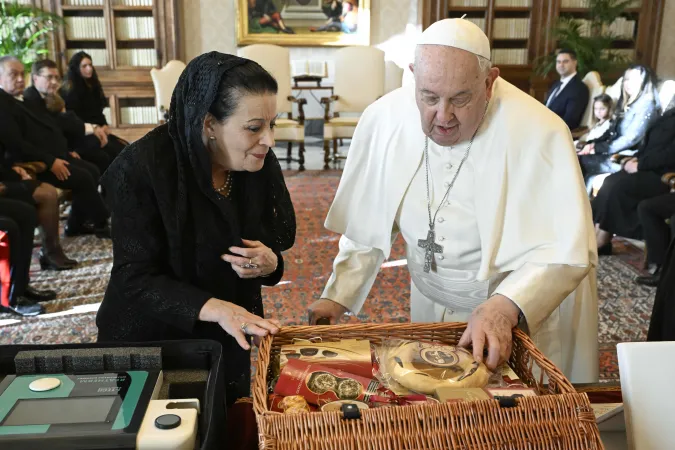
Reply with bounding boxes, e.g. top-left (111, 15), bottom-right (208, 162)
top-left (559, 72), bottom-right (577, 86)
